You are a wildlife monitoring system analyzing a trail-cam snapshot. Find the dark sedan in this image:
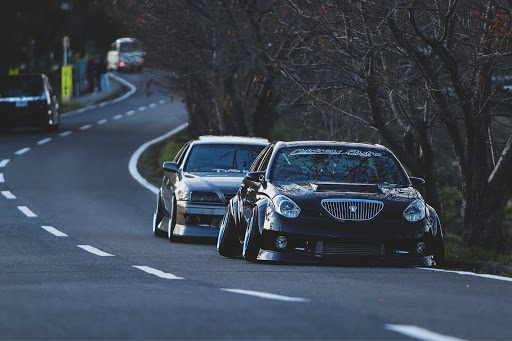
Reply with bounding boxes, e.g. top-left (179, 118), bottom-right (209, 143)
top-left (153, 136), bottom-right (268, 241)
top-left (0, 73), bottom-right (60, 131)
top-left (217, 141), bottom-right (444, 266)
